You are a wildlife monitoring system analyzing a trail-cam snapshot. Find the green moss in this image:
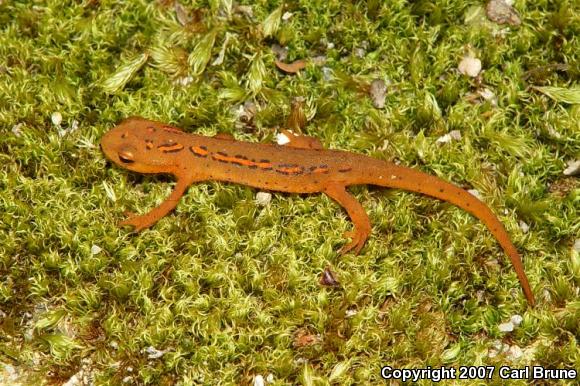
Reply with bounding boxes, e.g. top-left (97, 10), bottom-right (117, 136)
top-left (0, 0), bottom-right (579, 384)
